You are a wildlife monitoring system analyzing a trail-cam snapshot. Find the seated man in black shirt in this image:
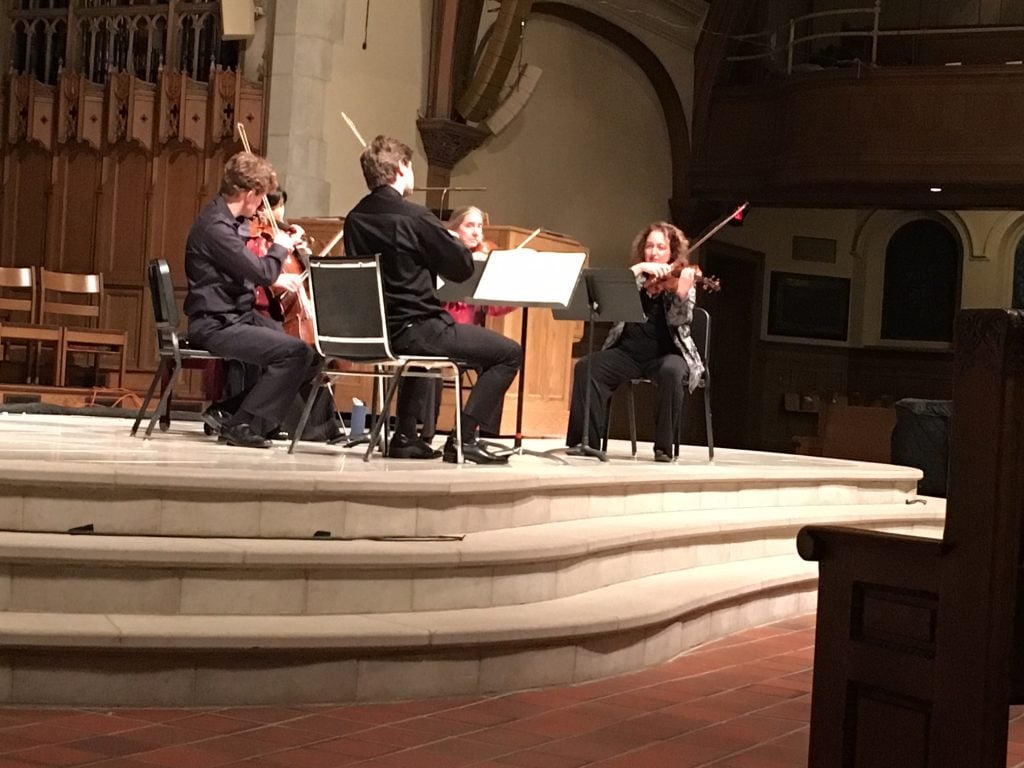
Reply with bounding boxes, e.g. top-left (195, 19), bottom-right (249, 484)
top-left (343, 136), bottom-right (523, 464)
top-left (566, 222), bottom-right (705, 462)
top-left (184, 152), bottom-right (320, 448)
